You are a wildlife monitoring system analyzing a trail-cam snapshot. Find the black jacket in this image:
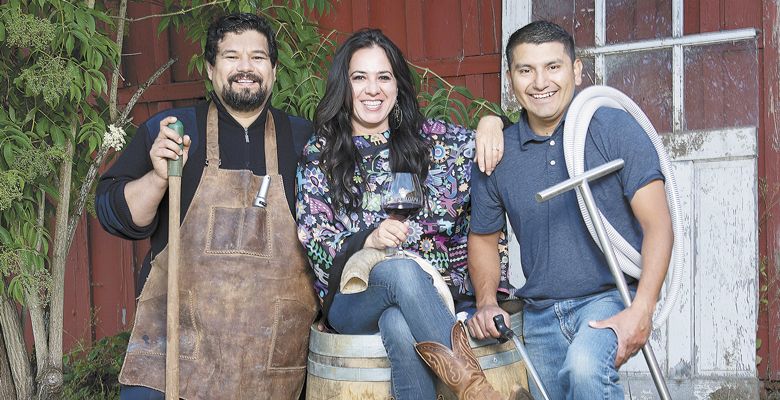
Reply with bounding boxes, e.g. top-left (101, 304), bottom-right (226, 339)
top-left (96, 97), bottom-right (313, 294)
